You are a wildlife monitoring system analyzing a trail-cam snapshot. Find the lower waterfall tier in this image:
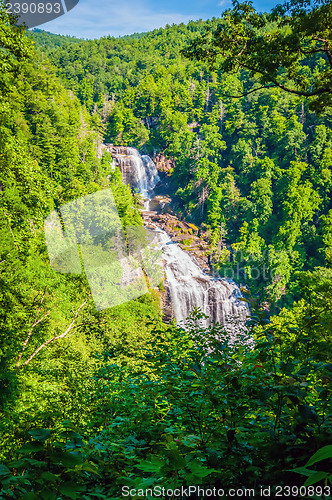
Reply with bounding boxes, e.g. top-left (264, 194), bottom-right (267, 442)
top-left (155, 228), bottom-right (249, 339)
